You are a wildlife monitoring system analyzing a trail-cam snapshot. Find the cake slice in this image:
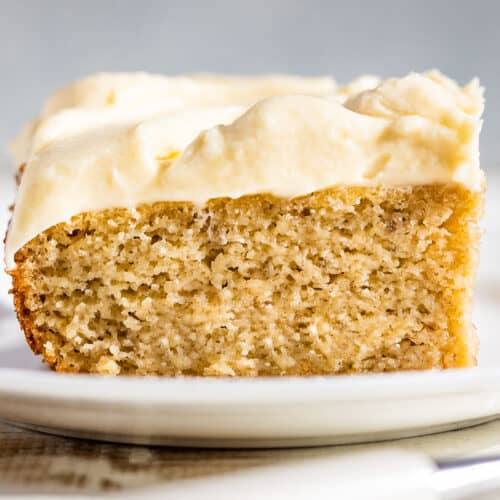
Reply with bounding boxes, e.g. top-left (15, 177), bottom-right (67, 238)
top-left (5, 71), bottom-right (484, 376)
